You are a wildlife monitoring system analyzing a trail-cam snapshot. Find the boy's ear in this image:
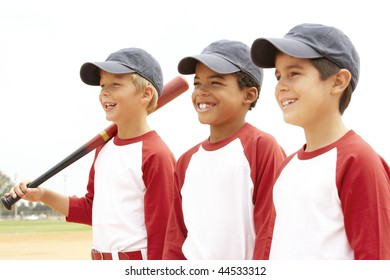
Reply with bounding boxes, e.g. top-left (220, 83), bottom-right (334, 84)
top-left (243, 87), bottom-right (259, 105)
top-left (140, 85), bottom-right (154, 103)
top-left (332, 69), bottom-right (351, 95)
